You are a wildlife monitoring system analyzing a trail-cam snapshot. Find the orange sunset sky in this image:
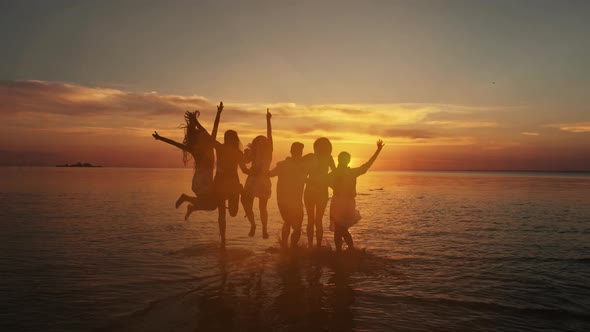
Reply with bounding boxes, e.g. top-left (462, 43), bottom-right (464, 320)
top-left (1, 1), bottom-right (589, 170)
